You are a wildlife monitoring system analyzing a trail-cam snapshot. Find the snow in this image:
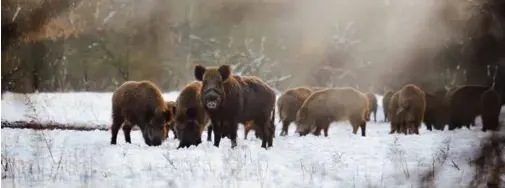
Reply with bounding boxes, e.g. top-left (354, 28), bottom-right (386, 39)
top-left (1, 91), bottom-right (503, 187)
top-left (0, 91), bottom-right (181, 128)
